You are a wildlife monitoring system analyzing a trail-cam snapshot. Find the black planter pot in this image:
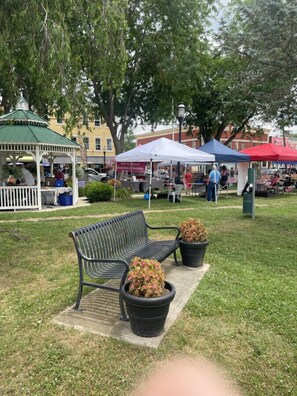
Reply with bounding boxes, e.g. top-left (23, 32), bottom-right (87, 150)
top-left (179, 239), bottom-right (209, 267)
top-left (121, 281), bottom-right (176, 337)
